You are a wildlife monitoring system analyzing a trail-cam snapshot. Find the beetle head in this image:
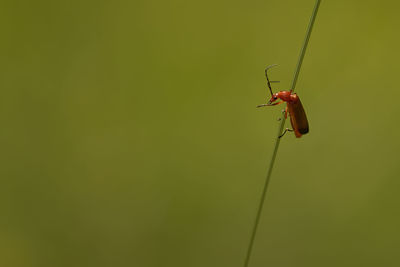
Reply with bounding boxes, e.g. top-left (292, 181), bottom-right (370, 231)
top-left (267, 93), bottom-right (279, 105)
